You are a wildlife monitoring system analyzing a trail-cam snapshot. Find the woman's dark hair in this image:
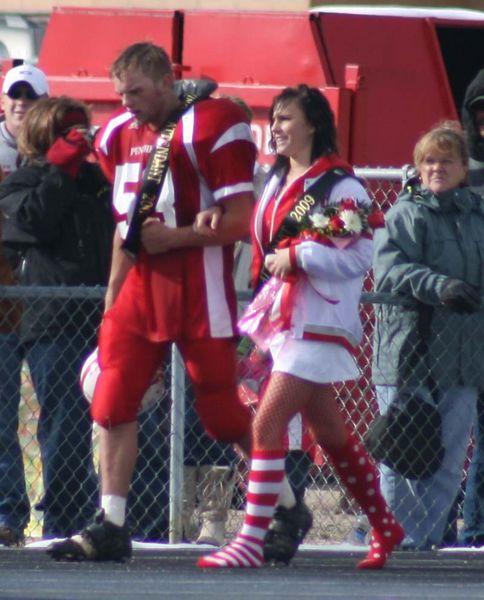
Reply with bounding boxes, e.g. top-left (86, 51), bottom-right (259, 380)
top-left (268, 84), bottom-right (338, 174)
